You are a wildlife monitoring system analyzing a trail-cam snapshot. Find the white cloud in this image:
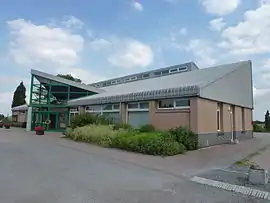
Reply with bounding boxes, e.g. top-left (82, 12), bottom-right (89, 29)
top-left (254, 87), bottom-right (270, 98)
top-left (89, 38), bottom-right (112, 51)
top-left (56, 67), bottom-right (106, 84)
top-left (132, 1), bottom-right (143, 11)
top-left (209, 18), bottom-right (226, 31)
top-left (220, 3), bottom-right (270, 55)
top-left (7, 18), bottom-right (84, 67)
top-left (6, 17), bottom-right (105, 86)
top-left (0, 75), bottom-right (30, 115)
top-left (61, 16), bottom-right (84, 30)
top-left (201, 0), bottom-right (241, 16)
top-left (179, 28), bottom-right (187, 36)
top-left (183, 39), bottom-right (217, 67)
top-left (108, 39), bottom-right (154, 69)
top-left (0, 92), bottom-right (13, 115)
